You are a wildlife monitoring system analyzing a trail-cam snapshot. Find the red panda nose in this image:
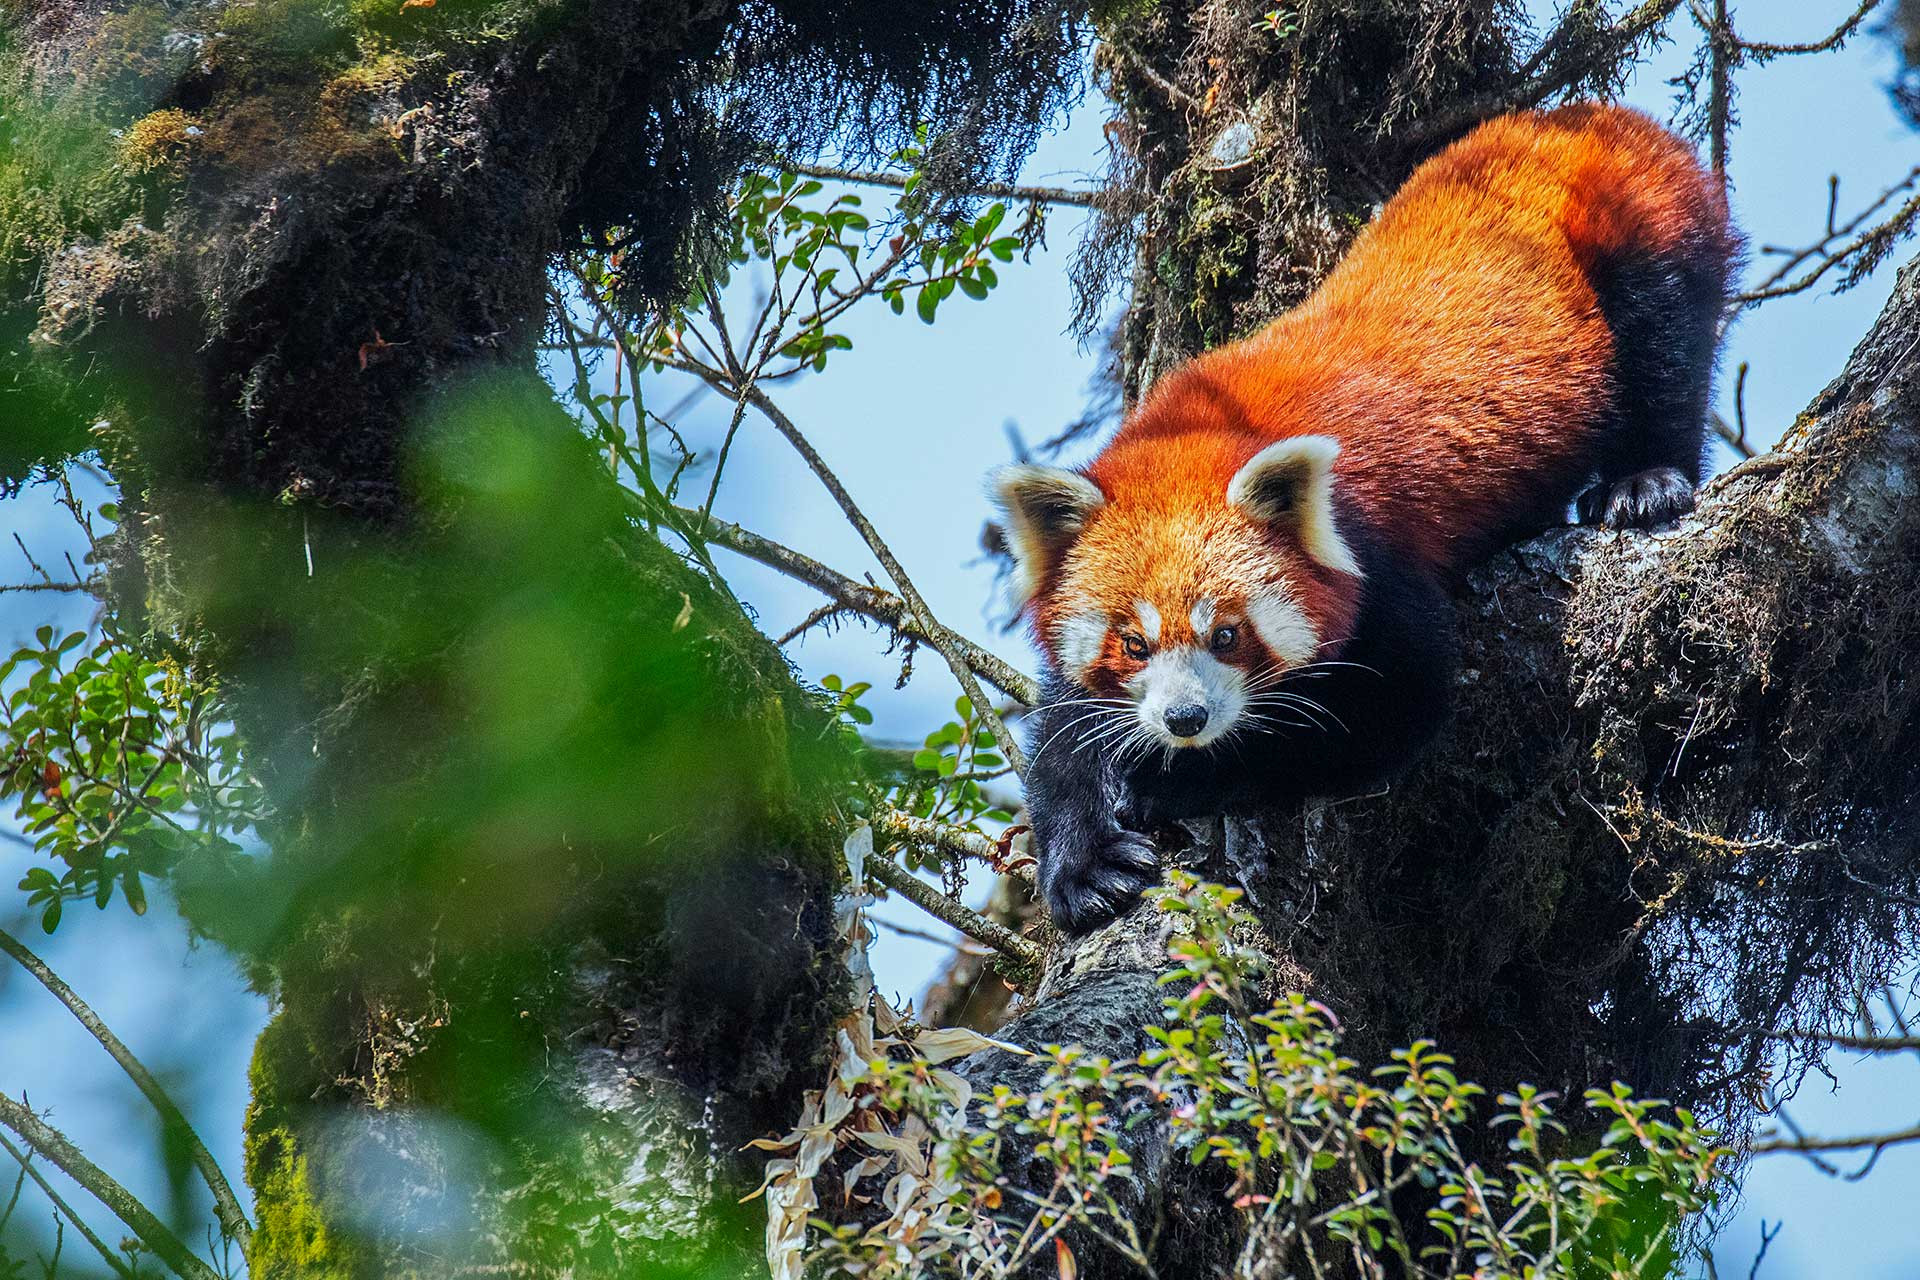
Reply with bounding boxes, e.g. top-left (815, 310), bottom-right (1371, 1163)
top-left (1165, 704), bottom-right (1209, 738)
